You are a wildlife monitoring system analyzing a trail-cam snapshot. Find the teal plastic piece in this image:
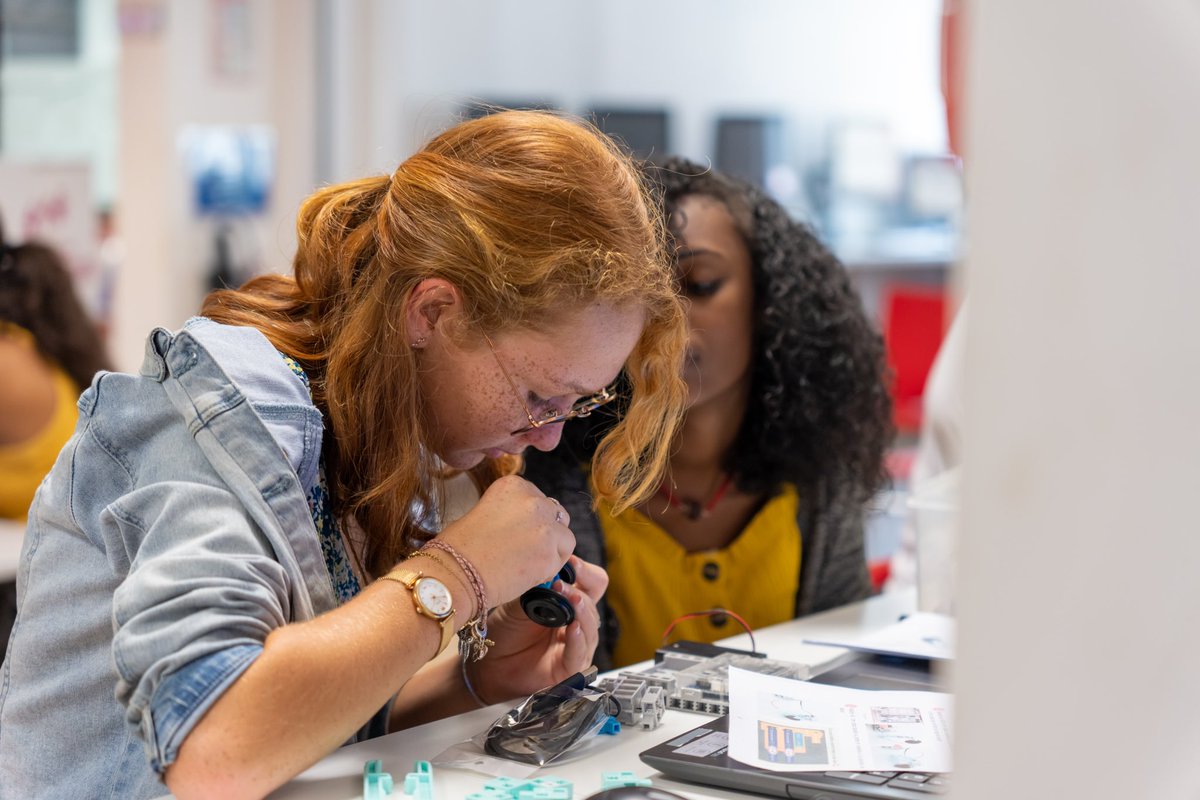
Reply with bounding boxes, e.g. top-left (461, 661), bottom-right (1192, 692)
top-left (479, 775), bottom-right (574, 800)
top-left (484, 776), bottom-right (532, 796)
top-left (598, 716), bottom-right (621, 735)
top-left (403, 760), bottom-right (435, 800)
top-left (529, 776), bottom-right (573, 797)
top-left (600, 771), bottom-right (652, 790)
top-left (363, 759), bottom-right (394, 799)
top-left (518, 787), bottom-right (571, 800)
